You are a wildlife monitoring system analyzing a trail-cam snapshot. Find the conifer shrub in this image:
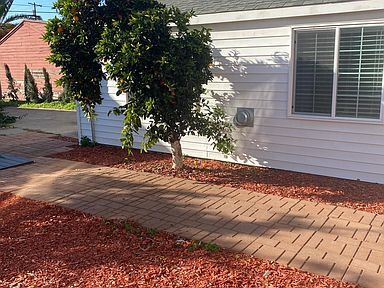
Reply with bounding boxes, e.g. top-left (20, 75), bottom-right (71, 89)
top-left (4, 64), bottom-right (18, 101)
